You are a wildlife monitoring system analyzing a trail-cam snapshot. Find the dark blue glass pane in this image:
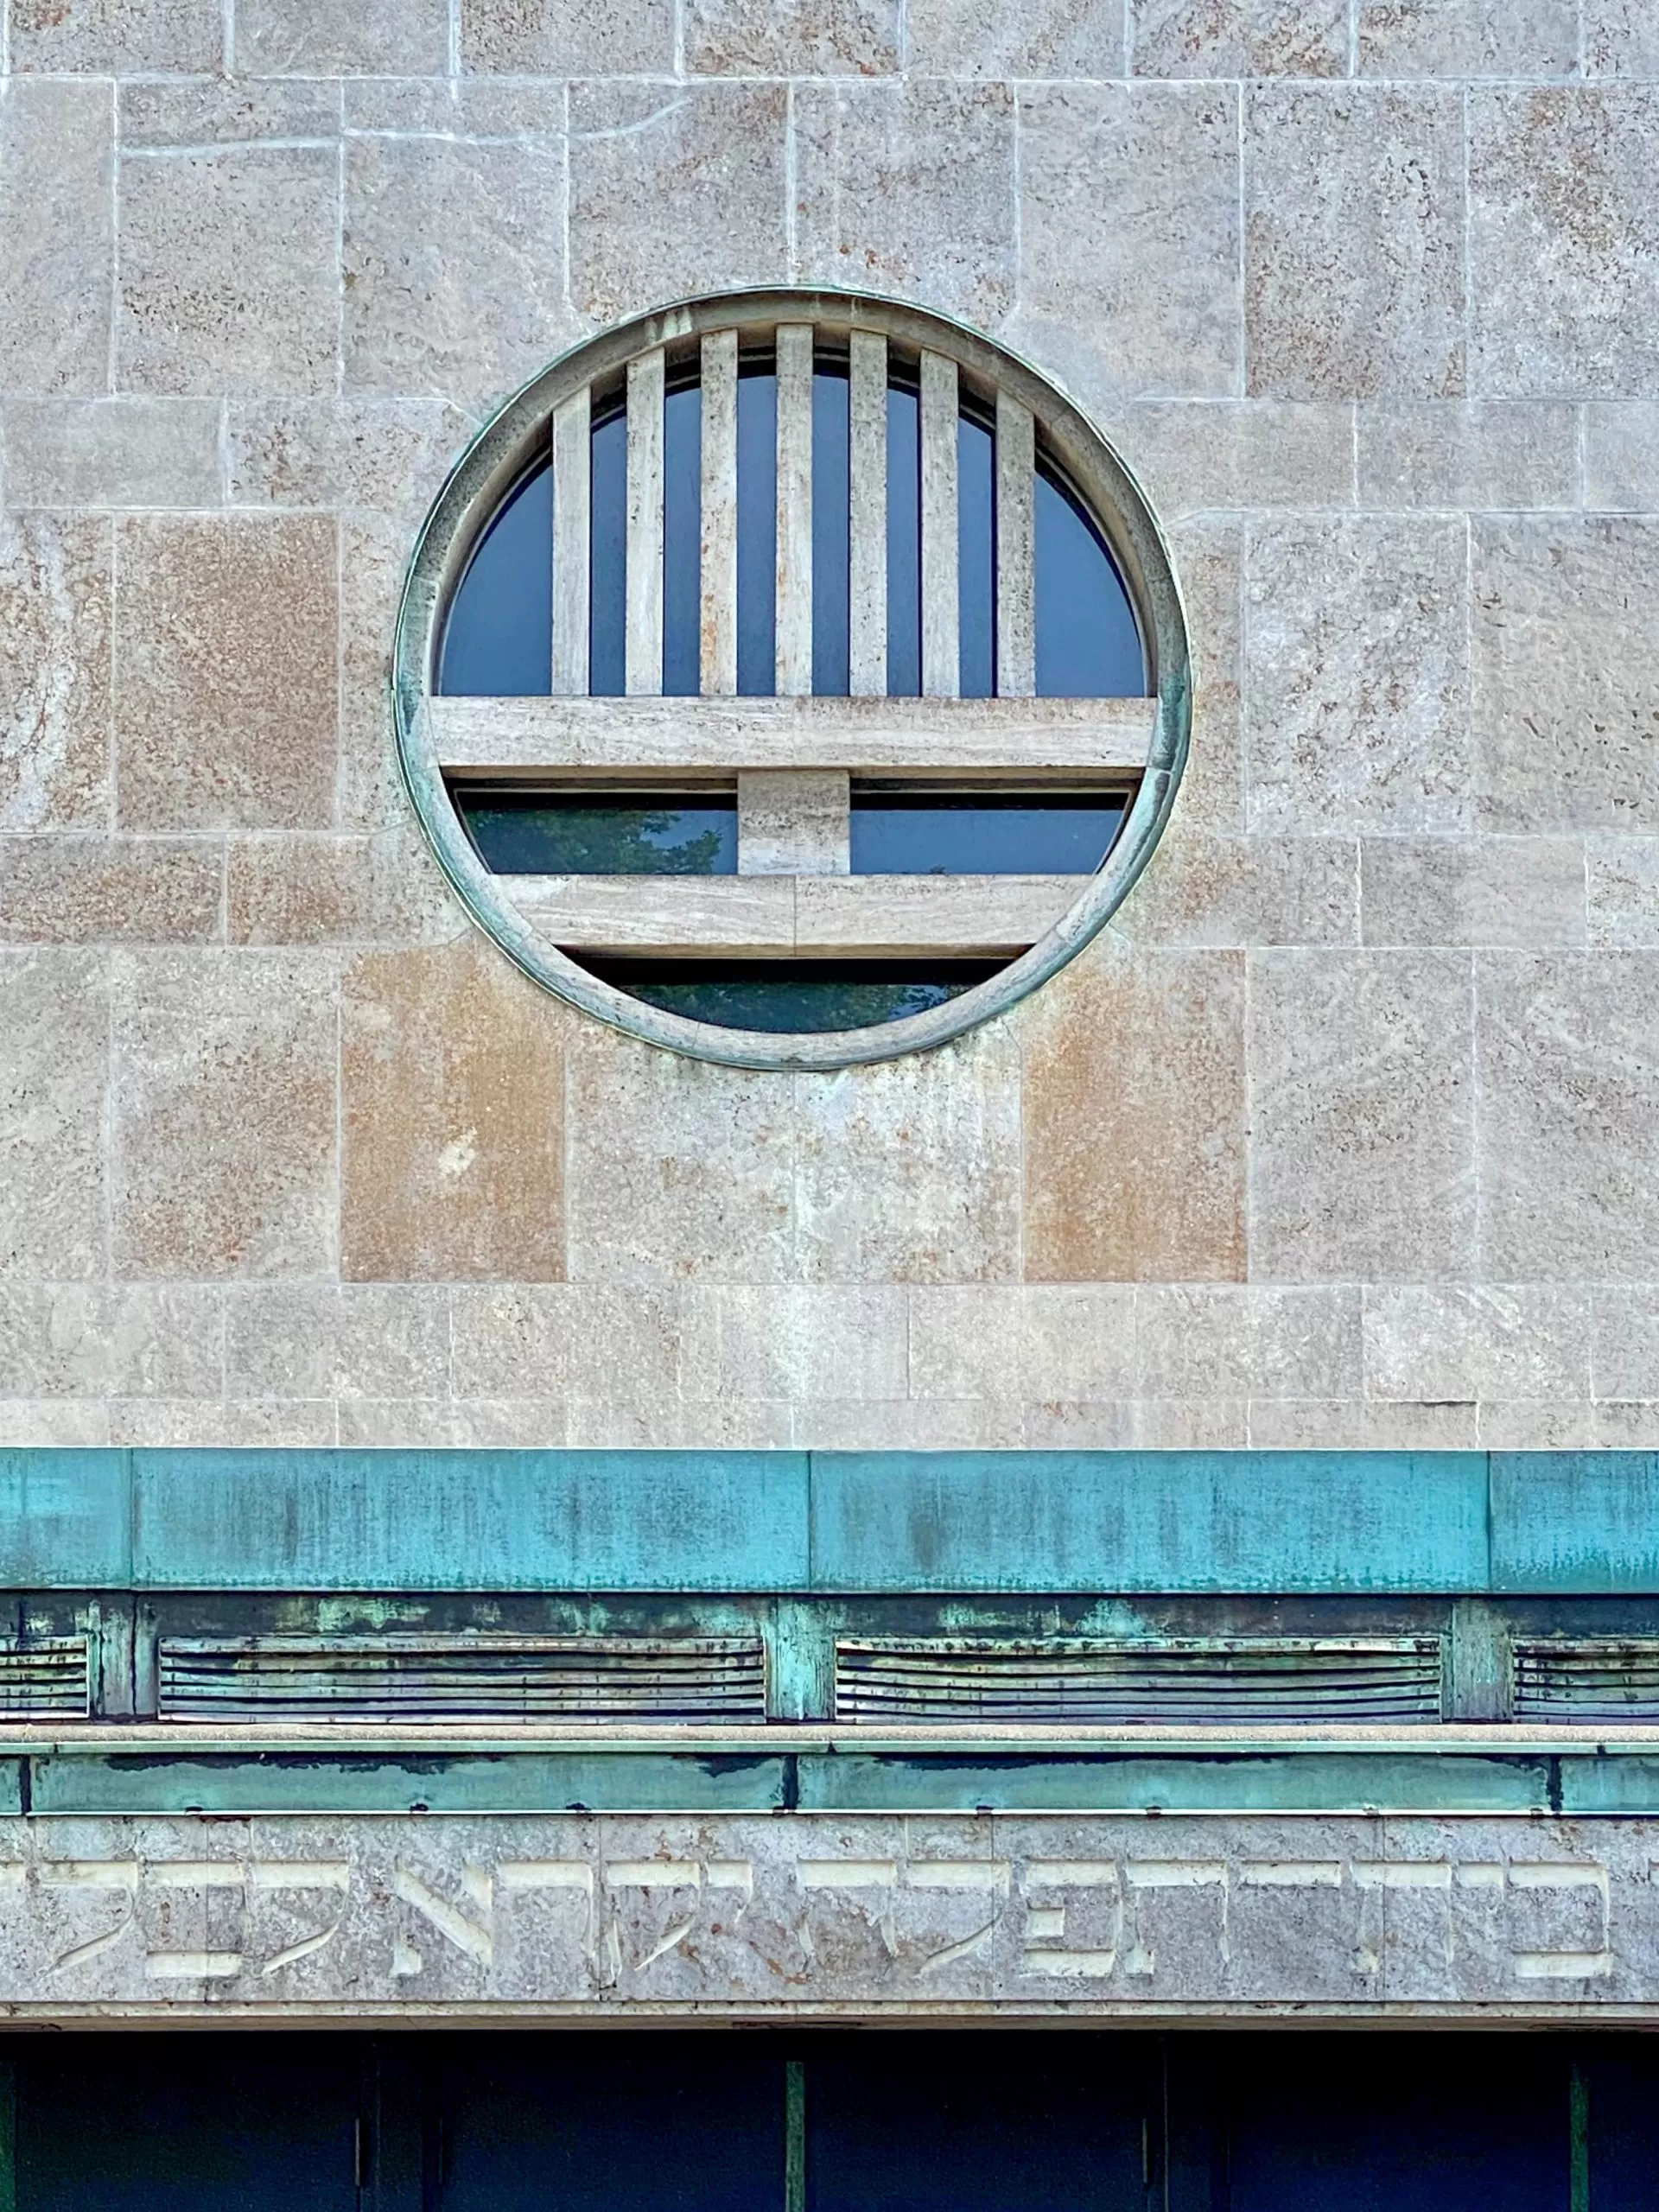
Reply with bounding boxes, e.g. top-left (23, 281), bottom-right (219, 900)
top-left (812, 362), bottom-right (851, 695)
top-left (438, 462), bottom-right (551, 696)
top-left (589, 404), bottom-right (627, 695)
top-left (589, 958), bottom-right (998, 1032)
top-left (737, 365), bottom-right (777, 695)
top-left (1035, 467), bottom-right (1143, 696)
top-left (457, 791), bottom-right (736, 874)
top-left (851, 791), bottom-right (1124, 874)
top-left (886, 381), bottom-right (921, 696)
top-left (959, 410), bottom-right (995, 698)
top-left (663, 380), bottom-right (702, 696)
